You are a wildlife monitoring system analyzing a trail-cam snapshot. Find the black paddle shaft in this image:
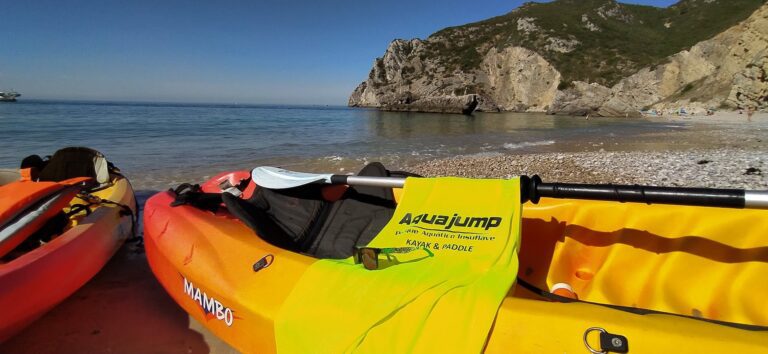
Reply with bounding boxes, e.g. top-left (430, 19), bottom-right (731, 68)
top-left (520, 175), bottom-right (746, 208)
top-left (259, 168), bottom-right (765, 209)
